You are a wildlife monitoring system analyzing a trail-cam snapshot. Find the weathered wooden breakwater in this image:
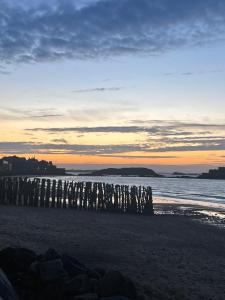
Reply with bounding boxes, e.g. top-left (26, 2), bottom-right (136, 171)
top-left (0, 177), bottom-right (154, 215)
